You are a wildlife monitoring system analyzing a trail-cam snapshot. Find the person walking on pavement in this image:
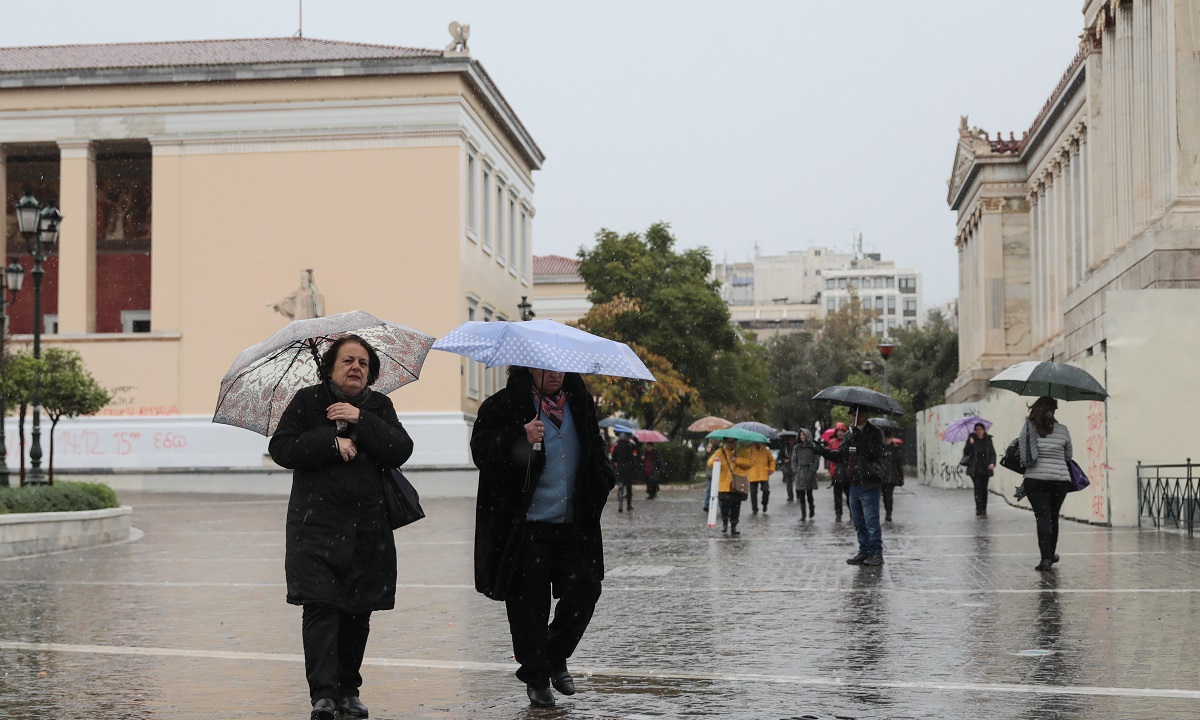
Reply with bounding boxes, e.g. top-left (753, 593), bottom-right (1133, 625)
top-left (747, 441), bottom-right (776, 515)
top-left (793, 430), bottom-right (818, 520)
top-left (1018, 396), bottom-right (1073, 572)
top-left (707, 438), bottom-right (752, 535)
top-left (471, 366), bottom-right (615, 707)
top-left (827, 423), bottom-right (848, 521)
top-left (777, 433), bottom-right (798, 503)
top-left (610, 430), bottom-right (639, 512)
top-left (268, 335), bottom-right (415, 720)
top-left (815, 407), bottom-right (887, 566)
top-left (881, 431), bottom-right (905, 522)
top-left (642, 441), bottom-right (662, 499)
top-left (962, 423), bottom-right (997, 518)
